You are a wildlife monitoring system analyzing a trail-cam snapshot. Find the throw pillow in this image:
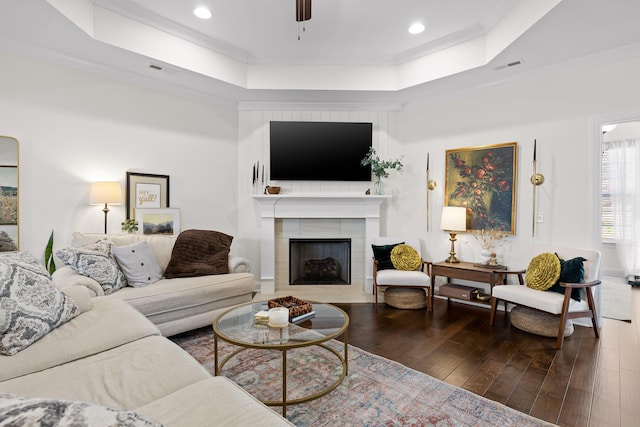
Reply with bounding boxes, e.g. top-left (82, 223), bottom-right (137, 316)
top-left (548, 254), bottom-right (586, 301)
top-left (164, 229), bottom-right (233, 278)
top-left (0, 252), bottom-right (79, 356)
top-left (56, 240), bottom-right (127, 295)
top-left (390, 244), bottom-right (422, 271)
top-left (0, 393), bottom-right (164, 427)
top-left (372, 242), bottom-right (404, 271)
top-left (525, 252), bottom-right (561, 291)
top-left (113, 241), bottom-right (164, 287)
